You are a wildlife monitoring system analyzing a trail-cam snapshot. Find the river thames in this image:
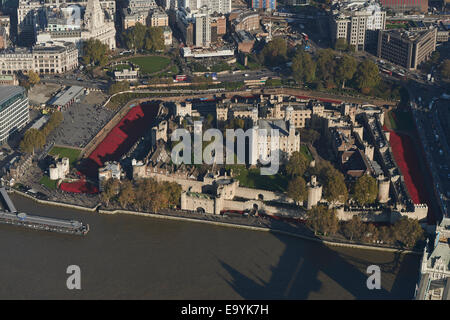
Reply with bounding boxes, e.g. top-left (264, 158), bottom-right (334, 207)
top-left (0, 194), bottom-right (420, 299)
